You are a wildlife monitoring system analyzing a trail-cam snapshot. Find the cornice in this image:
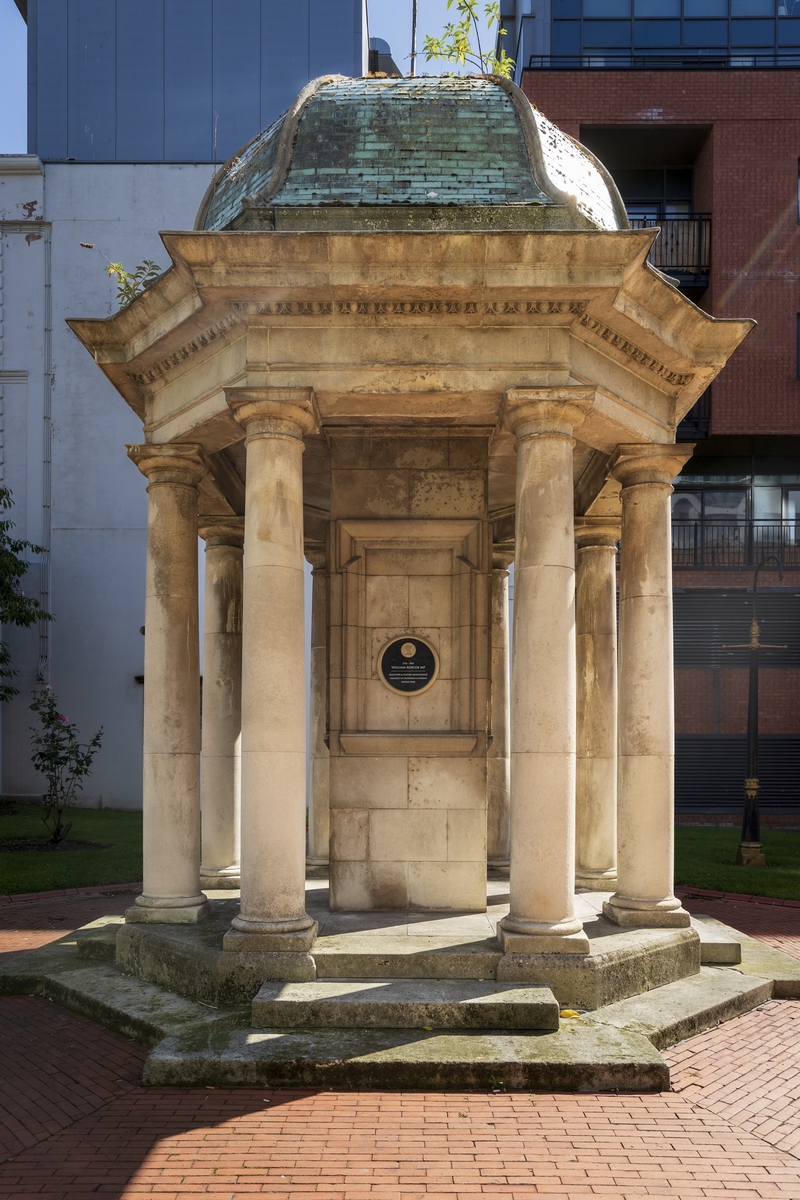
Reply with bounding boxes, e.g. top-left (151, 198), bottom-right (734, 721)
top-left (579, 313), bottom-right (694, 388)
